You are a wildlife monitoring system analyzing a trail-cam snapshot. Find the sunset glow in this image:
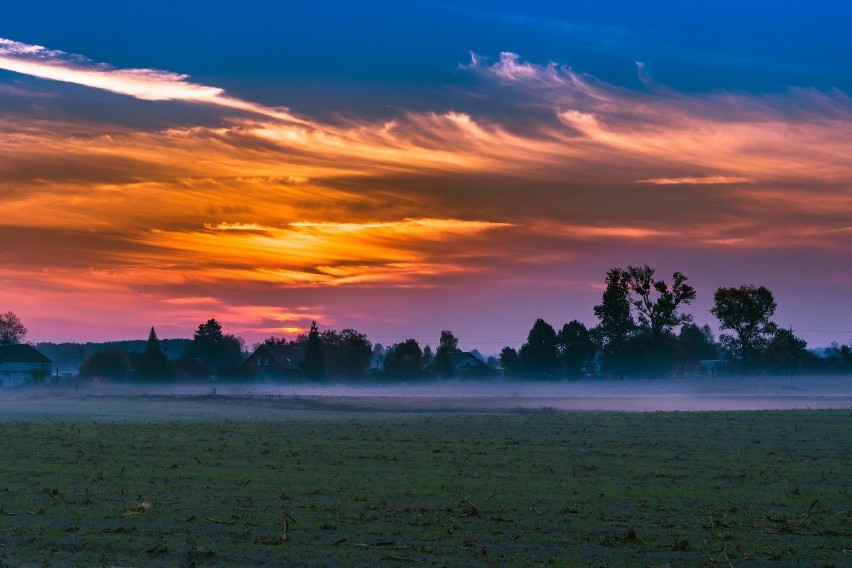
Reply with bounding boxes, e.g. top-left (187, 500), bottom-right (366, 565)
top-left (1, 2), bottom-right (850, 349)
